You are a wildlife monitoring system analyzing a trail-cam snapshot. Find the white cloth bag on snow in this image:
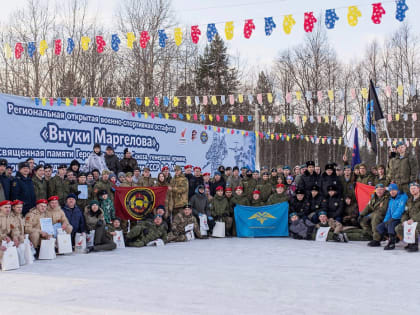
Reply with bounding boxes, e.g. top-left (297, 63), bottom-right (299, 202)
top-left (185, 223), bottom-right (195, 241)
top-left (24, 235), bottom-right (34, 264)
top-left (404, 222), bottom-right (418, 244)
top-left (315, 227), bottom-right (331, 242)
top-left (86, 230), bottom-right (95, 248)
top-left (212, 221), bottom-right (225, 238)
top-left (1, 241), bottom-right (20, 271)
top-left (75, 233), bottom-right (87, 253)
top-left (57, 231), bottom-right (73, 254)
top-left (199, 214), bottom-right (209, 236)
top-left (39, 238), bottom-right (56, 260)
top-left (17, 244), bottom-right (26, 265)
top-left (113, 230), bottom-right (125, 249)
